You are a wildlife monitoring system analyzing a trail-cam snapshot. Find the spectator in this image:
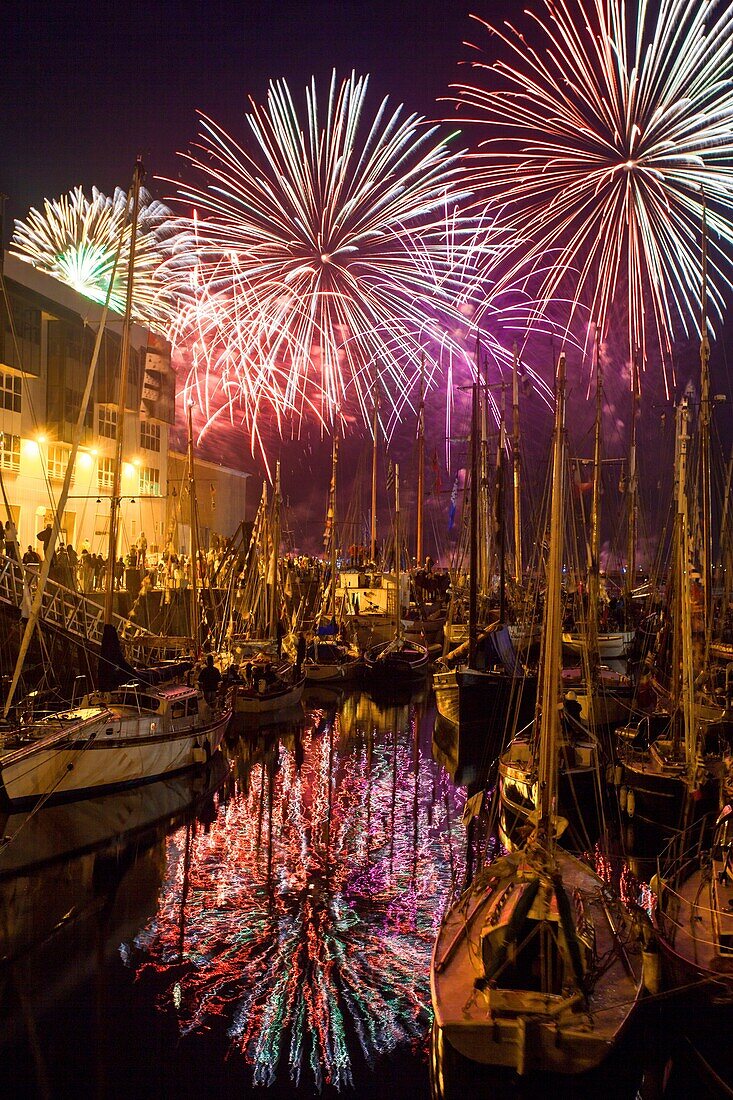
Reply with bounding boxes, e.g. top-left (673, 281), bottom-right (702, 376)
top-left (37, 523), bottom-right (53, 558)
top-left (198, 655), bottom-right (222, 705)
top-left (5, 519), bottom-right (19, 561)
